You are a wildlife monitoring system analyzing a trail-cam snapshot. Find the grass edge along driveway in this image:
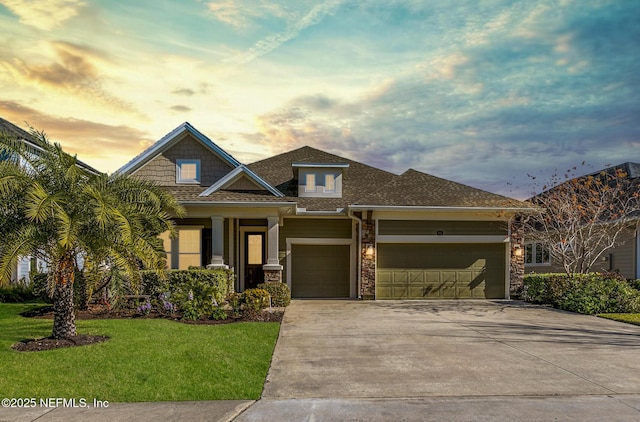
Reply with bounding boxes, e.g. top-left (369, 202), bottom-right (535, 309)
top-left (599, 313), bottom-right (640, 326)
top-left (0, 303), bottom-right (280, 402)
